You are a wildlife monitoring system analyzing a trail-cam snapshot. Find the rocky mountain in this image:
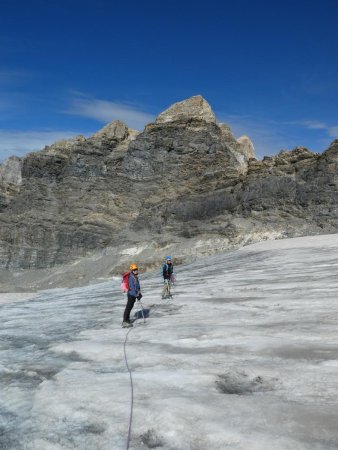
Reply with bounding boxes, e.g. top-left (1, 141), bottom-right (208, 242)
top-left (0, 95), bottom-right (337, 290)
